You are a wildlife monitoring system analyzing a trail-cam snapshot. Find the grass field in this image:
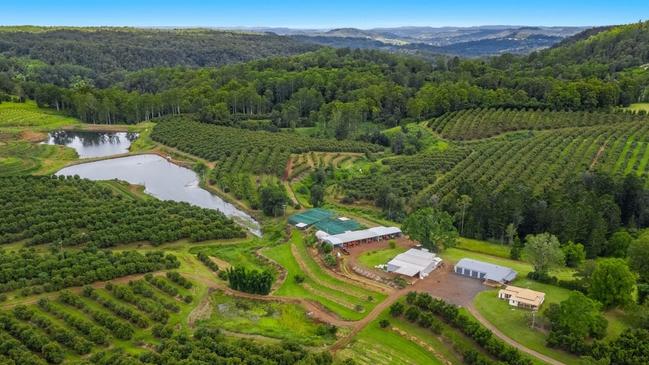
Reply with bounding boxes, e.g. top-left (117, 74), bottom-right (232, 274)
top-left (189, 239), bottom-right (268, 272)
top-left (207, 290), bottom-right (337, 346)
top-left (0, 140), bottom-right (77, 176)
top-left (623, 103), bottom-right (649, 113)
top-left (0, 101), bottom-right (80, 129)
top-left (263, 231), bottom-right (386, 320)
top-left (357, 246), bottom-right (407, 268)
top-left (338, 311), bottom-right (445, 365)
top-left (456, 237), bottom-right (511, 258)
